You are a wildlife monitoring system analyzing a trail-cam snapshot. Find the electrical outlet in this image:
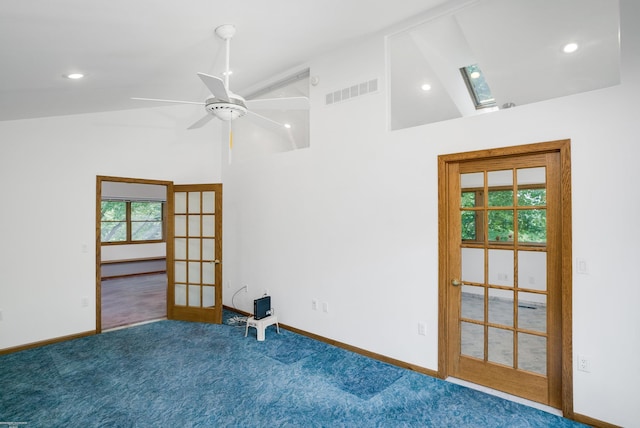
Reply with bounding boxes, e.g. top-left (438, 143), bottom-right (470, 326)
top-left (81, 297), bottom-right (89, 308)
top-left (577, 354), bottom-right (590, 372)
top-left (322, 302), bottom-right (329, 313)
top-left (311, 300), bottom-right (318, 310)
top-left (418, 322), bottom-right (426, 336)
